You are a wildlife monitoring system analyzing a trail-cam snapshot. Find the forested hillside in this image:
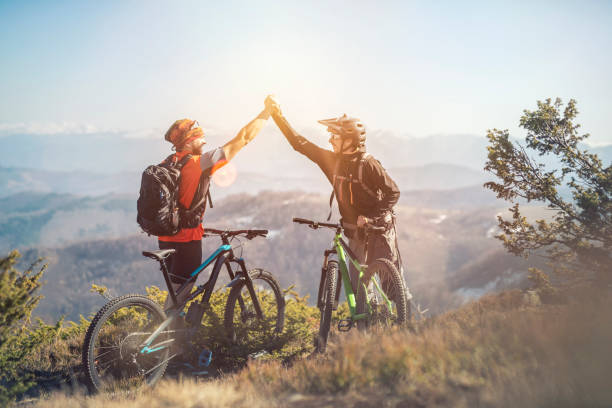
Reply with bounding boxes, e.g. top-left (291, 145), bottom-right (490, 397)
top-left (0, 184), bottom-right (506, 255)
top-left (0, 192), bottom-right (136, 251)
